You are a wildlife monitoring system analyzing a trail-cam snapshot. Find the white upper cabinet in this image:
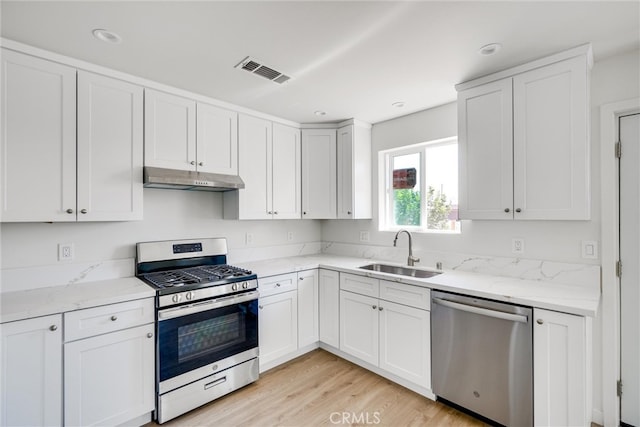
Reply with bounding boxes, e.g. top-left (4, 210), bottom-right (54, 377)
top-left (144, 89), bottom-right (197, 171)
top-left (337, 122), bottom-right (372, 219)
top-left (77, 71), bottom-right (143, 221)
top-left (196, 102), bottom-right (238, 175)
top-left (144, 90), bottom-right (239, 175)
top-left (225, 115), bottom-right (300, 220)
top-left (457, 47), bottom-right (591, 220)
top-left (1, 49), bottom-right (76, 222)
top-left (301, 128), bottom-right (337, 219)
top-left (1, 49), bottom-right (143, 222)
